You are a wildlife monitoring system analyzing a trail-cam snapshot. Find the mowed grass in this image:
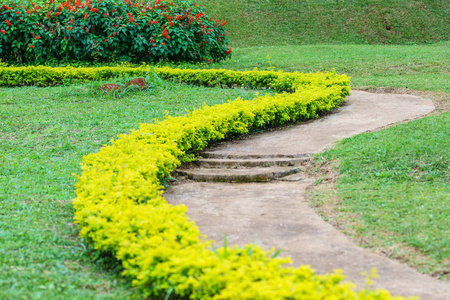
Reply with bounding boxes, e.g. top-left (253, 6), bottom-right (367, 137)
top-left (200, 0), bottom-right (450, 47)
top-left (211, 42), bottom-right (450, 94)
top-left (313, 111), bottom-right (449, 279)
top-left (0, 81), bottom-right (268, 299)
